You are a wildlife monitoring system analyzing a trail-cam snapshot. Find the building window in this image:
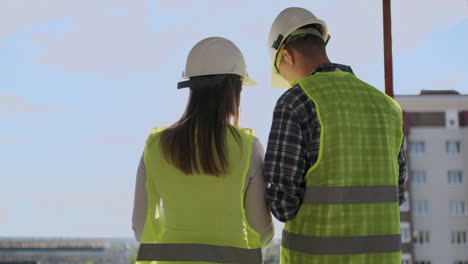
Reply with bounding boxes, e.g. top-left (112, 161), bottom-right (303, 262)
top-left (414, 200), bottom-right (428, 216)
top-left (415, 261), bottom-right (431, 264)
top-left (402, 253), bottom-right (412, 264)
top-left (448, 171), bottom-right (463, 184)
top-left (400, 192), bottom-right (410, 212)
top-left (446, 141), bottom-right (461, 156)
top-left (450, 200), bottom-right (466, 216)
top-left (414, 230), bottom-right (430, 245)
top-left (453, 261), bottom-right (468, 264)
top-left (409, 141), bottom-right (425, 155)
top-left (401, 222), bottom-right (411, 243)
top-left (446, 110), bottom-right (459, 129)
top-left (411, 171), bottom-right (427, 185)
top-left (451, 231), bottom-right (467, 245)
